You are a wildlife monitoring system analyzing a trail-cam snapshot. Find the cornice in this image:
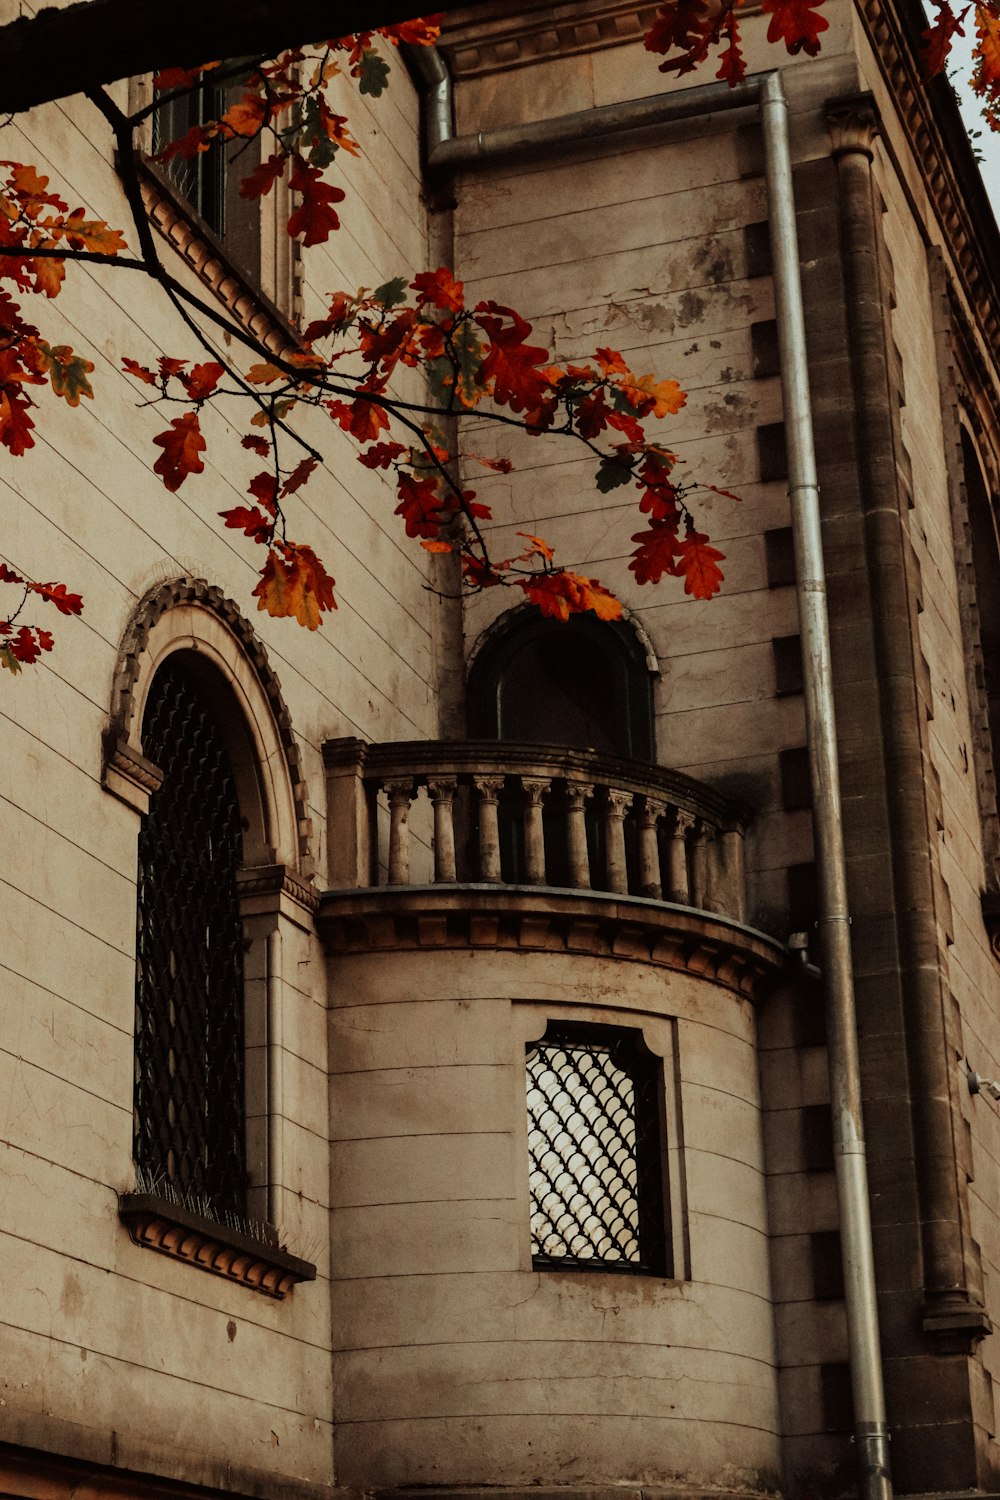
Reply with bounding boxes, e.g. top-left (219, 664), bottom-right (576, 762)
top-left (236, 862), bottom-right (320, 915)
top-left (854, 0), bottom-right (1000, 360)
top-left (439, 0), bottom-right (663, 79)
top-left (119, 1194), bottom-right (316, 1299)
top-left (137, 159), bottom-right (300, 358)
top-left (317, 884), bottom-right (787, 1001)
